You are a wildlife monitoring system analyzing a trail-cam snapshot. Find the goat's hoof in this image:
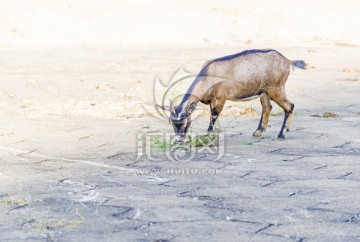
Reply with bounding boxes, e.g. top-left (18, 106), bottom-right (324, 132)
top-left (253, 130), bottom-right (262, 137)
top-left (277, 134), bottom-right (285, 140)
